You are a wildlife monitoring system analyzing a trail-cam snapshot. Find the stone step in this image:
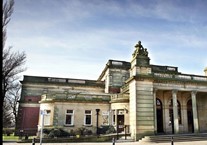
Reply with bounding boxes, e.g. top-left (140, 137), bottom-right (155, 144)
top-left (116, 135), bottom-right (134, 142)
top-left (140, 133), bottom-right (207, 143)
